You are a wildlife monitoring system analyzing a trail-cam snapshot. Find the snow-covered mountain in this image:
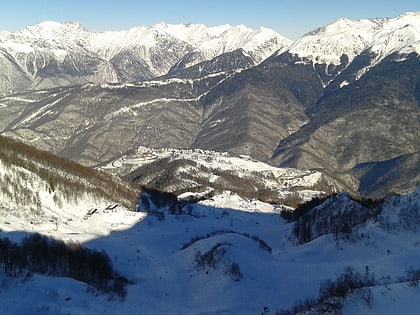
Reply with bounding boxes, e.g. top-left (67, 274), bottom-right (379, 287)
top-left (268, 11), bottom-right (420, 197)
top-left (1, 13), bottom-right (419, 96)
top-left (365, 12), bottom-right (420, 70)
top-left (288, 12), bottom-right (420, 64)
top-left (287, 17), bottom-right (385, 66)
top-left (283, 12), bottom-right (420, 85)
top-left (167, 25), bottom-right (290, 73)
top-left (0, 21), bottom-right (290, 96)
